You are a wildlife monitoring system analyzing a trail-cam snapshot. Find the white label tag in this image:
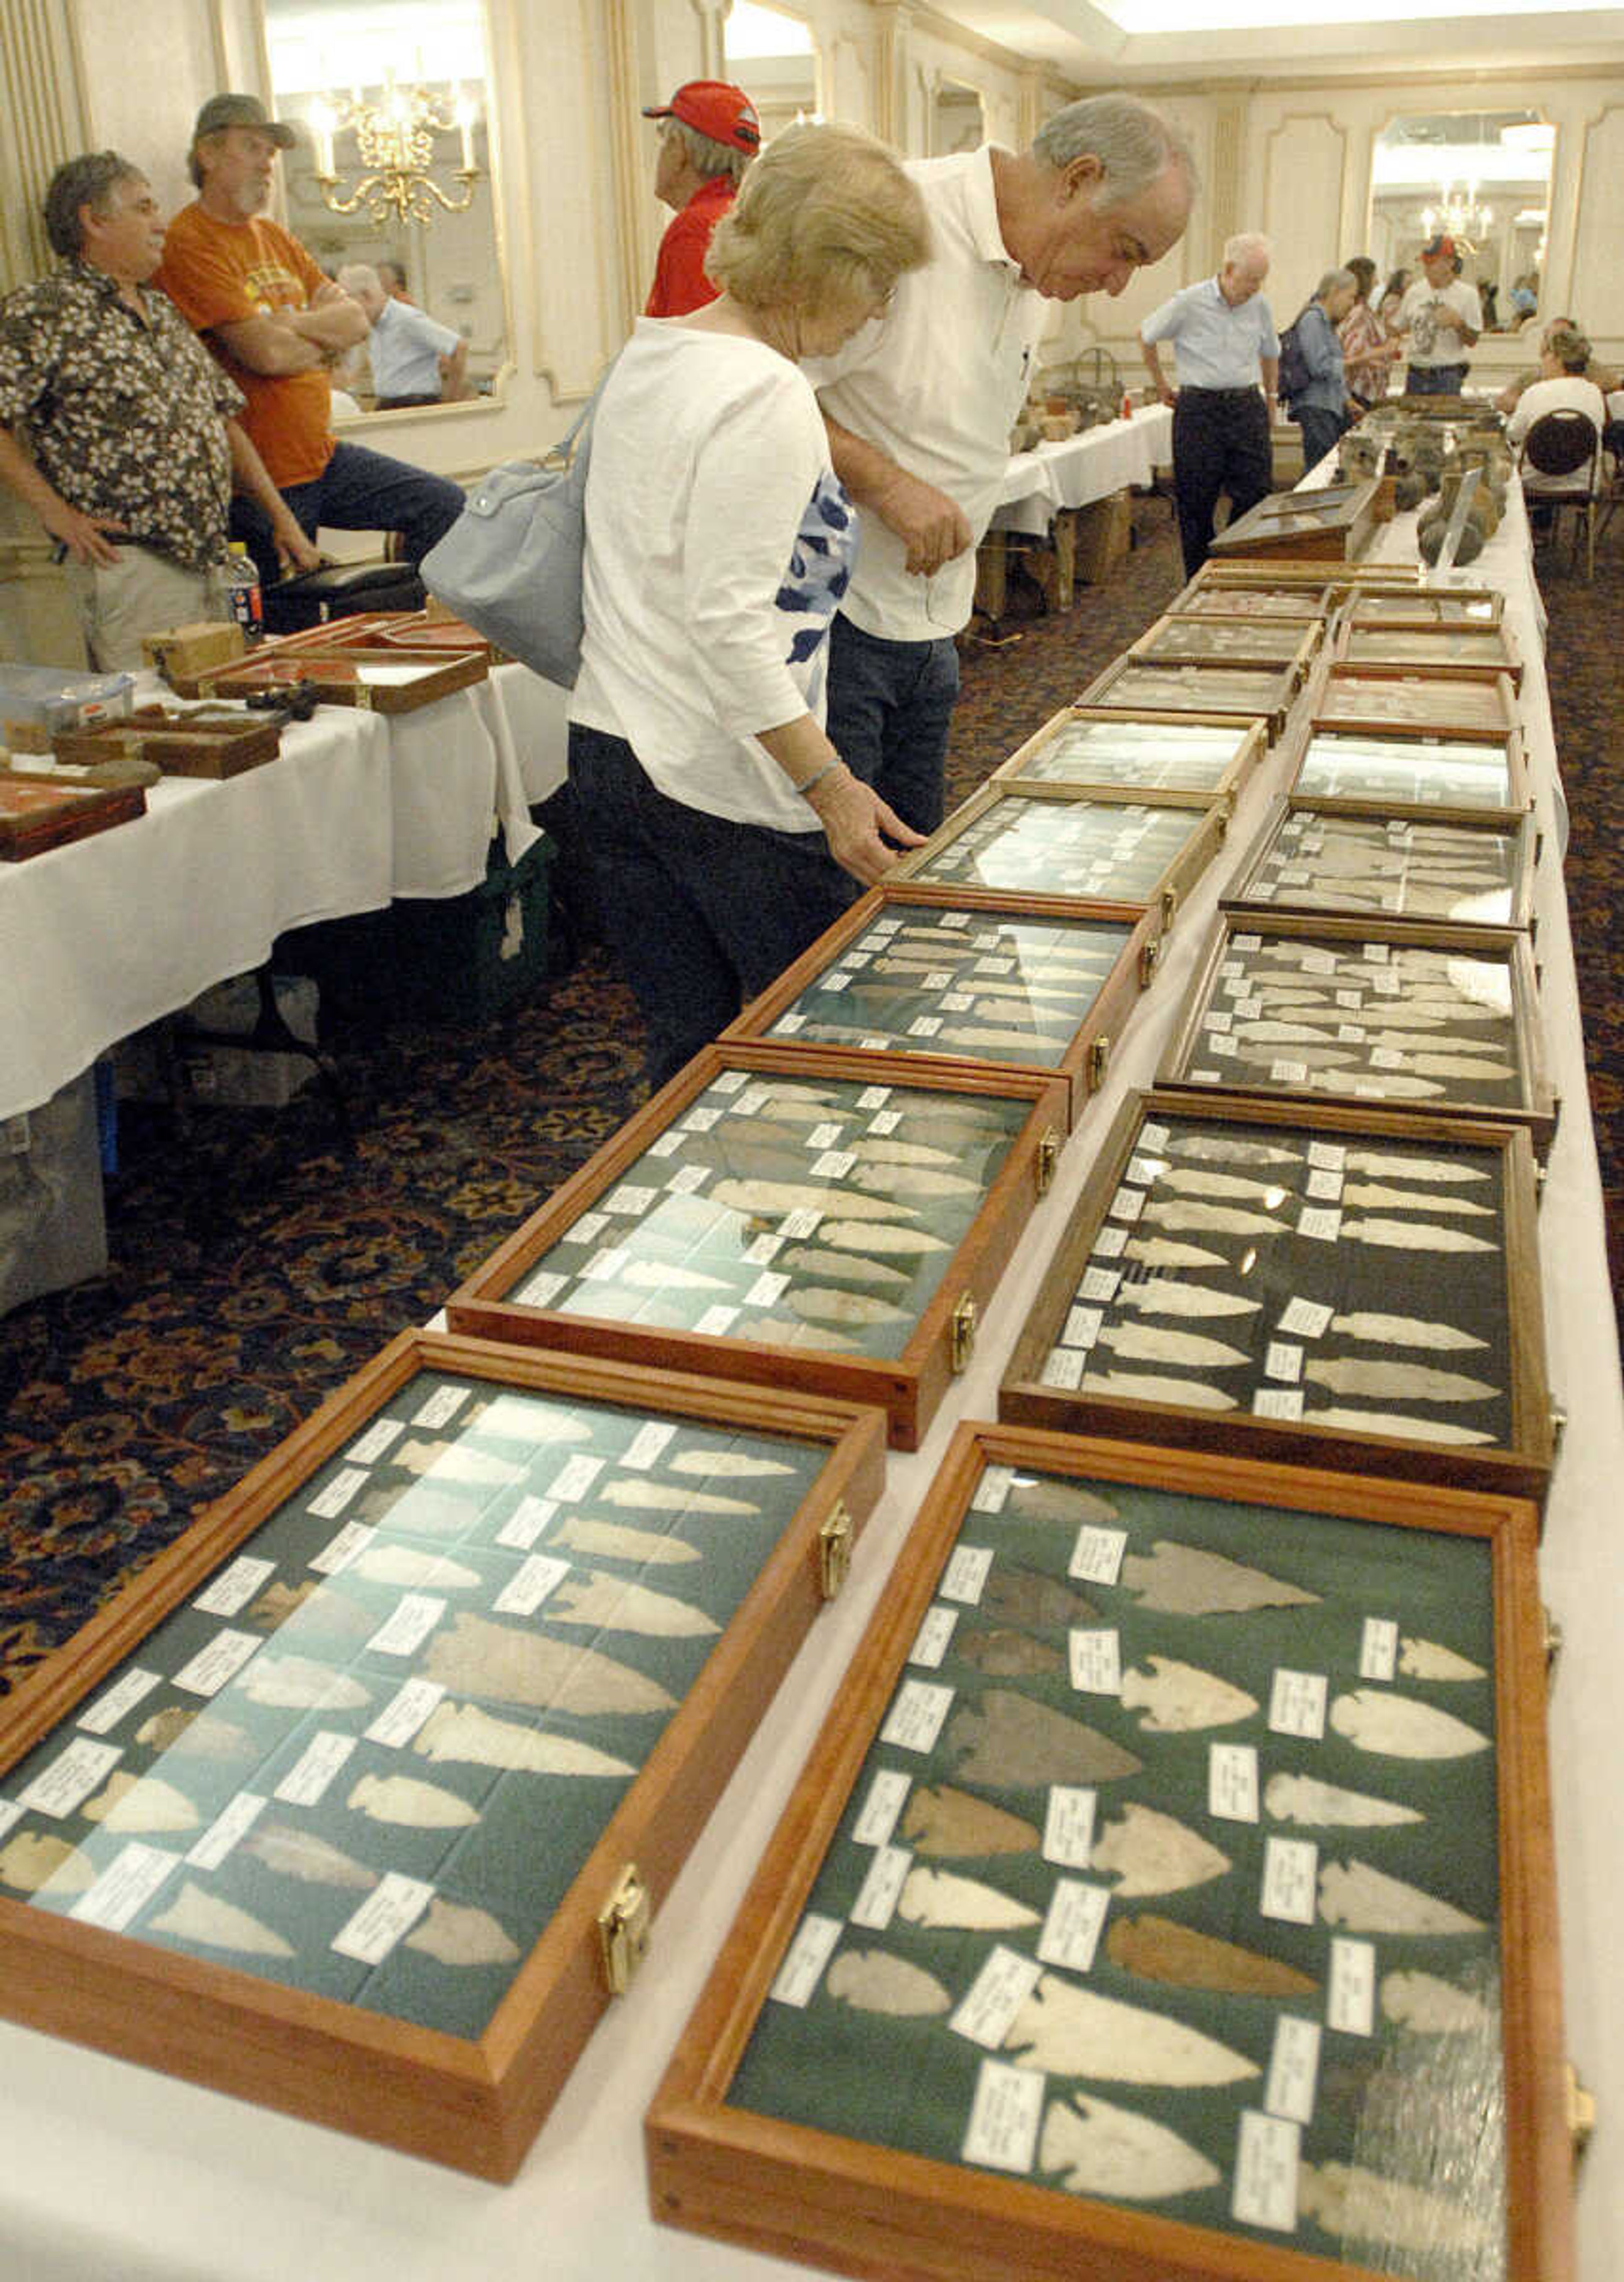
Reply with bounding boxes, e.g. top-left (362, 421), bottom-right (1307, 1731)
top-left (548, 1454), bottom-right (606, 1504)
top-left (770, 1912), bottom-right (843, 2007)
top-left (1266, 2016), bottom-right (1322, 2125)
top-left (1062, 1305), bottom-right (1103, 1351)
top-left (807, 1123), bottom-right (845, 1152)
top-left (1037, 1877), bottom-right (1110, 1973)
top-left (1261, 1835), bottom-right (1319, 1925)
top-left (950, 1945), bottom-right (1043, 2050)
top-left (19, 1736), bottom-right (123, 1819)
top-left (1307, 1141), bottom-right (1347, 1173)
top-left (579, 1246), bottom-right (631, 1285)
top-left (941, 1546), bottom-right (994, 1605)
top-left (780, 1207), bottom-right (823, 1237)
top-left (187, 1790), bottom-right (267, 1871)
top-left (1306, 1166), bottom-right (1345, 1203)
top-left (365, 1676), bottom-right (446, 1747)
top-left (1040, 1347), bottom-right (1085, 1390)
top-left (602, 1184), bottom-right (656, 1217)
top-left (332, 1871), bottom-right (435, 1965)
top-left (1108, 1186), bottom-right (1146, 1223)
top-left (666, 1161), bottom-right (710, 1195)
top-left (77, 1667), bottom-right (162, 1735)
top-left (1069, 1525), bottom-right (1127, 1587)
top-left (516, 1270), bottom-right (568, 1308)
top-left (742, 1231), bottom-right (784, 1266)
top-left (907, 1014), bottom-right (943, 1038)
top-left (1139, 1122), bottom-right (1171, 1152)
top-left (682, 1103), bottom-right (723, 1131)
top-left (971, 1465), bottom-right (1014, 1515)
top-left (852, 1768), bottom-right (911, 1849)
top-left (193, 1555), bottom-right (277, 1618)
top-left (1254, 1386), bottom-right (1304, 1420)
top-left (413, 1385), bottom-right (469, 1431)
top-left (1278, 1297), bottom-right (1332, 1339)
top-left (346, 1416), bottom-right (407, 1465)
top-left (1080, 1264), bottom-right (1122, 1303)
top-left (908, 1605), bottom-right (959, 1669)
top-left (745, 1270), bottom-right (790, 1309)
top-left (621, 1421), bottom-right (678, 1472)
top-left (1327, 1936), bottom-right (1377, 2035)
top-left (646, 1132), bottom-right (683, 1158)
top-left (497, 1495), bottom-right (556, 1551)
top-left (274, 1729), bottom-right (357, 1807)
top-left (810, 1150), bottom-right (856, 1181)
top-left (1068, 1628), bottom-right (1121, 1695)
top-left (1269, 1670), bottom-right (1328, 1741)
top-left (1209, 1741), bottom-right (1260, 1823)
top-left (1295, 1205), bottom-right (1341, 1242)
top-left (172, 1629), bottom-right (261, 1699)
top-left (566, 1210), bottom-right (612, 1242)
top-left (1091, 1222), bottom-right (1129, 1258)
top-left (696, 1304), bottom-right (741, 1335)
top-left (1359, 1618), bottom-right (1399, 1682)
top-left (1270, 1060), bottom-right (1309, 1086)
top-left (310, 1521), bottom-right (376, 1577)
top-left (70, 1840), bottom-right (180, 1932)
top-left (1265, 1341), bottom-right (1303, 1384)
top-left (365, 1593), bottom-right (447, 1658)
top-left (879, 1678), bottom-right (955, 1754)
top-left (961, 2058), bottom-right (1045, 2175)
top-left (493, 1554), bottom-right (571, 1617)
top-left (1232, 2110), bottom-right (1300, 2232)
top-left (1042, 1785), bottom-right (1097, 1869)
top-left (307, 1467), bottom-right (368, 1521)
top-left (850, 1843), bottom-right (911, 1932)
